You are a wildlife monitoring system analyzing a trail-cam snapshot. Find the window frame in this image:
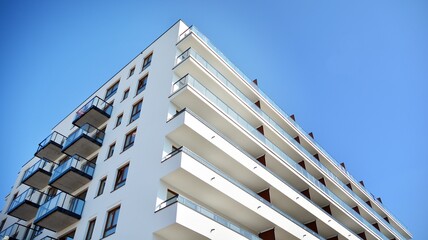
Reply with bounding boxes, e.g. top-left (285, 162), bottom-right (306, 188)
top-left (136, 75), bottom-right (148, 95)
top-left (142, 53), bottom-right (152, 71)
top-left (129, 99), bottom-right (143, 123)
top-left (114, 164), bottom-right (129, 190)
top-left (85, 218), bottom-right (96, 240)
top-left (105, 81), bottom-right (120, 100)
top-left (115, 114), bottom-right (123, 127)
top-left (103, 206), bottom-right (121, 238)
top-left (123, 129), bottom-right (137, 152)
top-left (122, 88), bottom-right (129, 101)
top-left (107, 142), bottom-right (116, 159)
top-left (96, 177), bottom-right (107, 197)
top-left (128, 66), bottom-right (135, 78)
